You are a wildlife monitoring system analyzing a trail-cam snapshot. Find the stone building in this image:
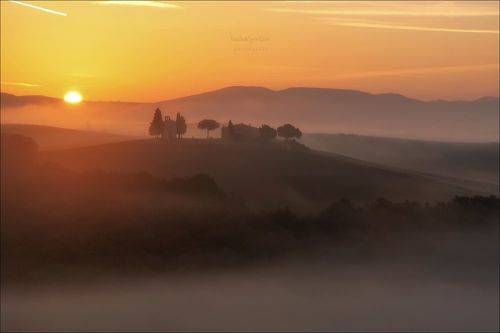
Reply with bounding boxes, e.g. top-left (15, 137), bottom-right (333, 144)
top-left (221, 122), bottom-right (259, 141)
top-left (162, 116), bottom-right (177, 141)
